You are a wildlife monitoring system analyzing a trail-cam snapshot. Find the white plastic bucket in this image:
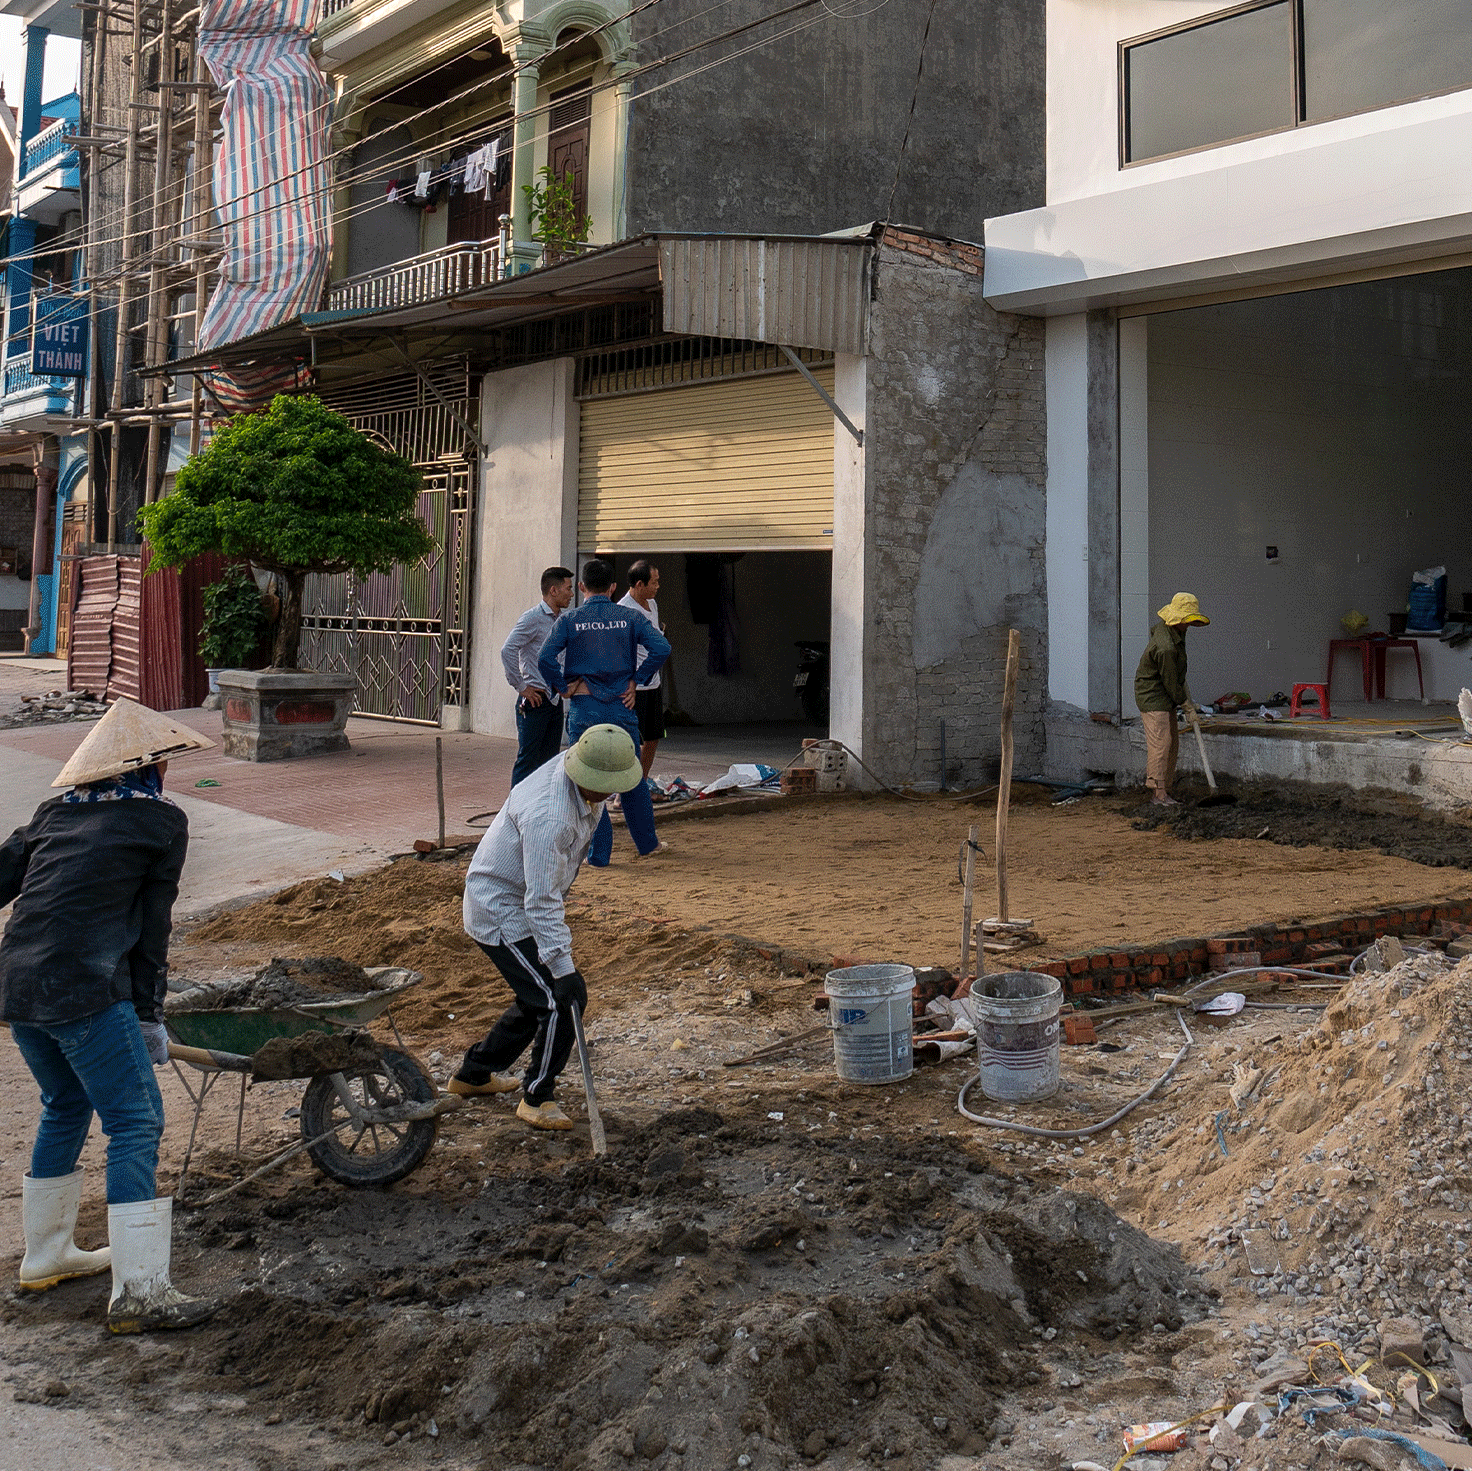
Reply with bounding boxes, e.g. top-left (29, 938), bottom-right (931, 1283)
top-left (973, 970), bottom-right (1062, 1103)
top-left (824, 964), bottom-right (914, 1084)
